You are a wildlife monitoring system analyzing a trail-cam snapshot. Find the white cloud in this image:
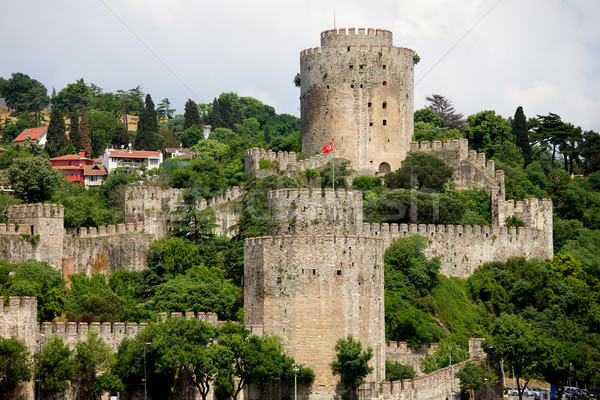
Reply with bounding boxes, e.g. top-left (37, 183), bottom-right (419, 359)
top-left (0, 0), bottom-right (598, 131)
